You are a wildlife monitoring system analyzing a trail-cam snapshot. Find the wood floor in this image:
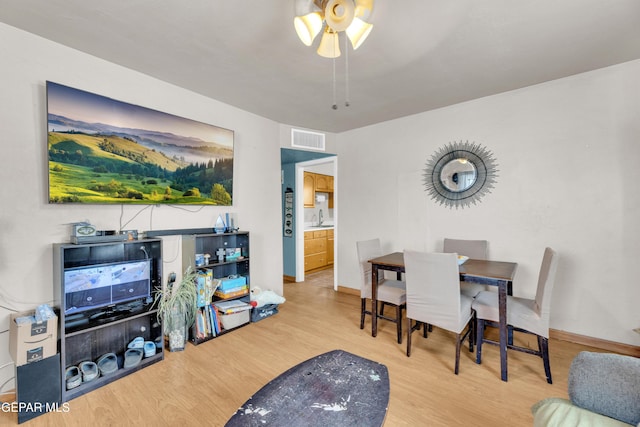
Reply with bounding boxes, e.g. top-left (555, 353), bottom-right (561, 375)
top-left (1, 273), bottom-right (604, 426)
